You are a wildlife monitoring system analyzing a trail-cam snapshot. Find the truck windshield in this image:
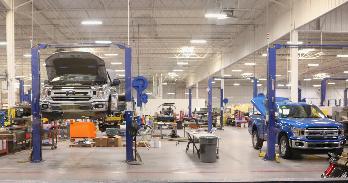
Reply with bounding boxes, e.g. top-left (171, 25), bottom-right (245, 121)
top-left (278, 105), bottom-right (326, 118)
